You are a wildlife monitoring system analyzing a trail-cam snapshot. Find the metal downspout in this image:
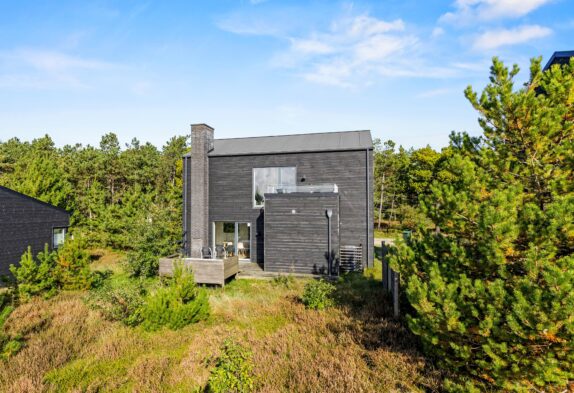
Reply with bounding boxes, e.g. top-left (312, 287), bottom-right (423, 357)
top-left (366, 148), bottom-right (370, 268)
